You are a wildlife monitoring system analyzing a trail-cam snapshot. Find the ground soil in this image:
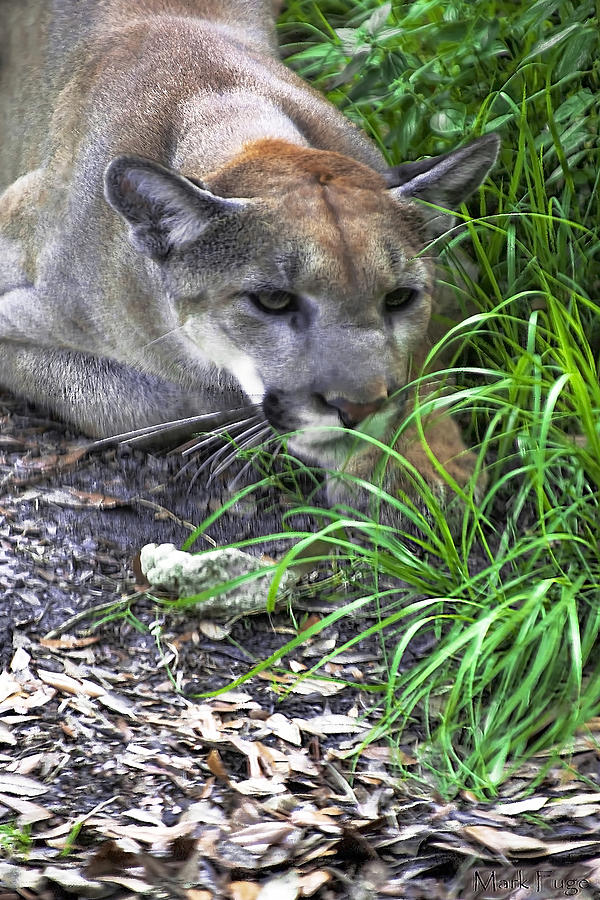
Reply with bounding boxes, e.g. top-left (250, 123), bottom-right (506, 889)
top-left (1, 388), bottom-right (600, 900)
